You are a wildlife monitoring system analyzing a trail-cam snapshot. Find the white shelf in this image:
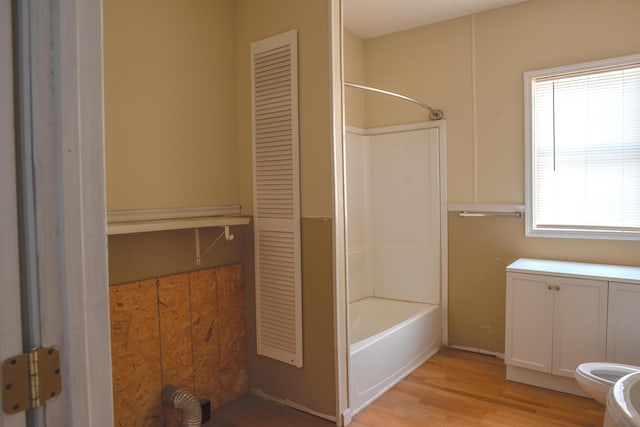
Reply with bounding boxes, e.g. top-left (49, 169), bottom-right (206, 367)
top-left (107, 215), bottom-right (250, 236)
